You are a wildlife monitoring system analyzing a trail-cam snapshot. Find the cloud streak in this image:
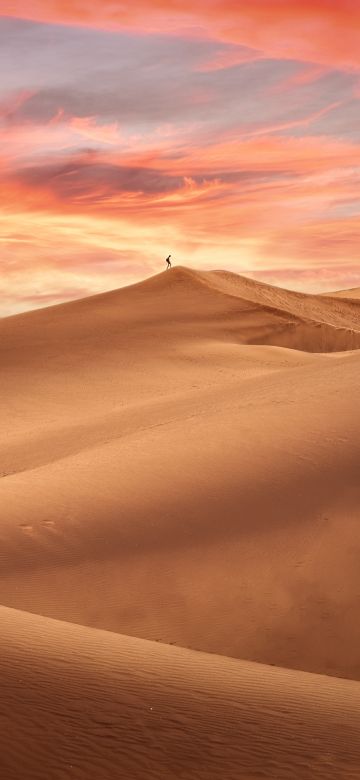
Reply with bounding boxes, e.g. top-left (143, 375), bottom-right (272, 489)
top-left (3, 1), bottom-right (360, 69)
